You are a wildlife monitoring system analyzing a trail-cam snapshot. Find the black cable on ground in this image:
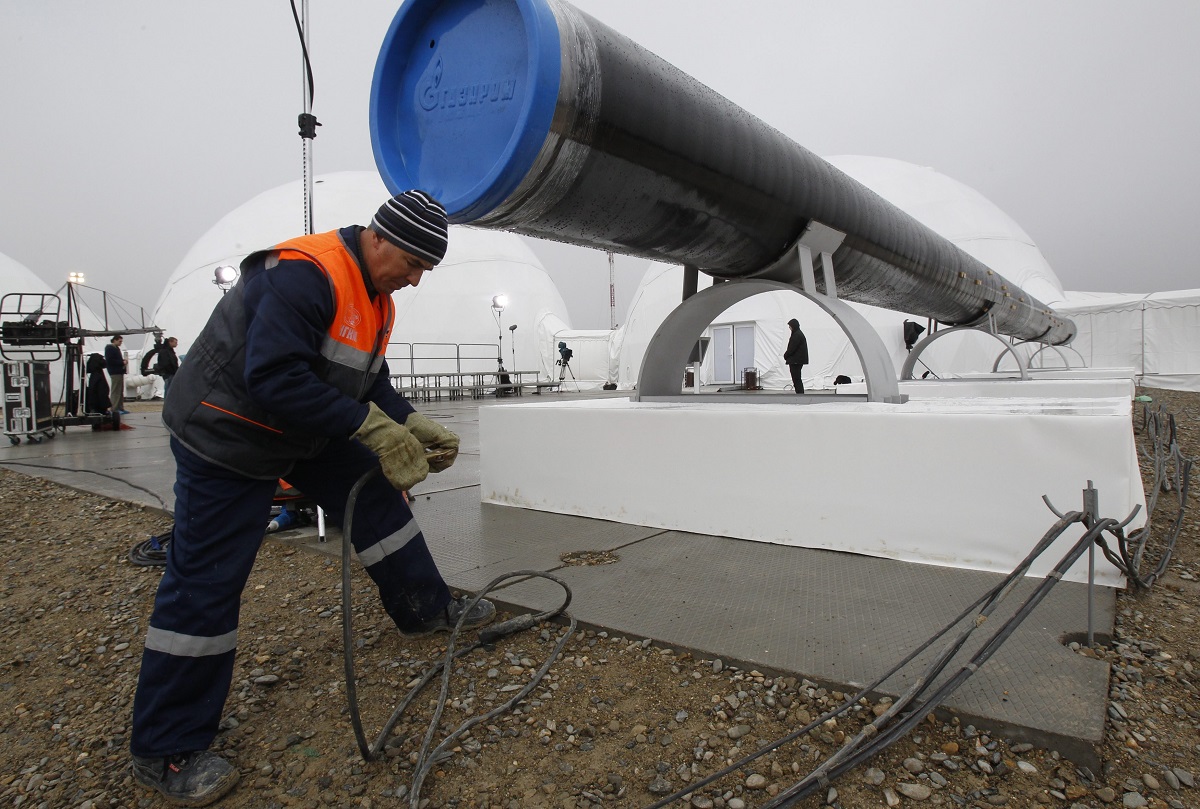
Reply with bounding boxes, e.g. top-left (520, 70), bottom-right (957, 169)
top-left (339, 466), bottom-right (576, 809)
top-left (128, 529), bottom-right (172, 566)
top-left (760, 516), bottom-right (1118, 808)
top-left (1101, 404), bottom-right (1195, 589)
top-left (643, 508), bottom-right (1086, 809)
